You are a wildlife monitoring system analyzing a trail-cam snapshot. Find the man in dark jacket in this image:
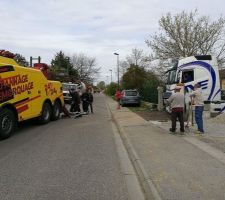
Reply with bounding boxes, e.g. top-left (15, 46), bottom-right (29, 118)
top-left (88, 89), bottom-right (94, 113)
top-left (69, 88), bottom-right (82, 118)
top-left (81, 89), bottom-right (90, 114)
